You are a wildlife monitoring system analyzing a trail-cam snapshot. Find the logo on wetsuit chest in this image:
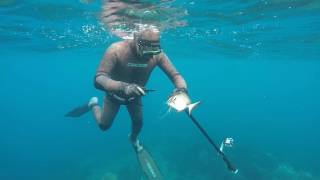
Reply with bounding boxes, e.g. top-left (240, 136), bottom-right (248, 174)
top-left (127, 63), bottom-right (148, 68)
